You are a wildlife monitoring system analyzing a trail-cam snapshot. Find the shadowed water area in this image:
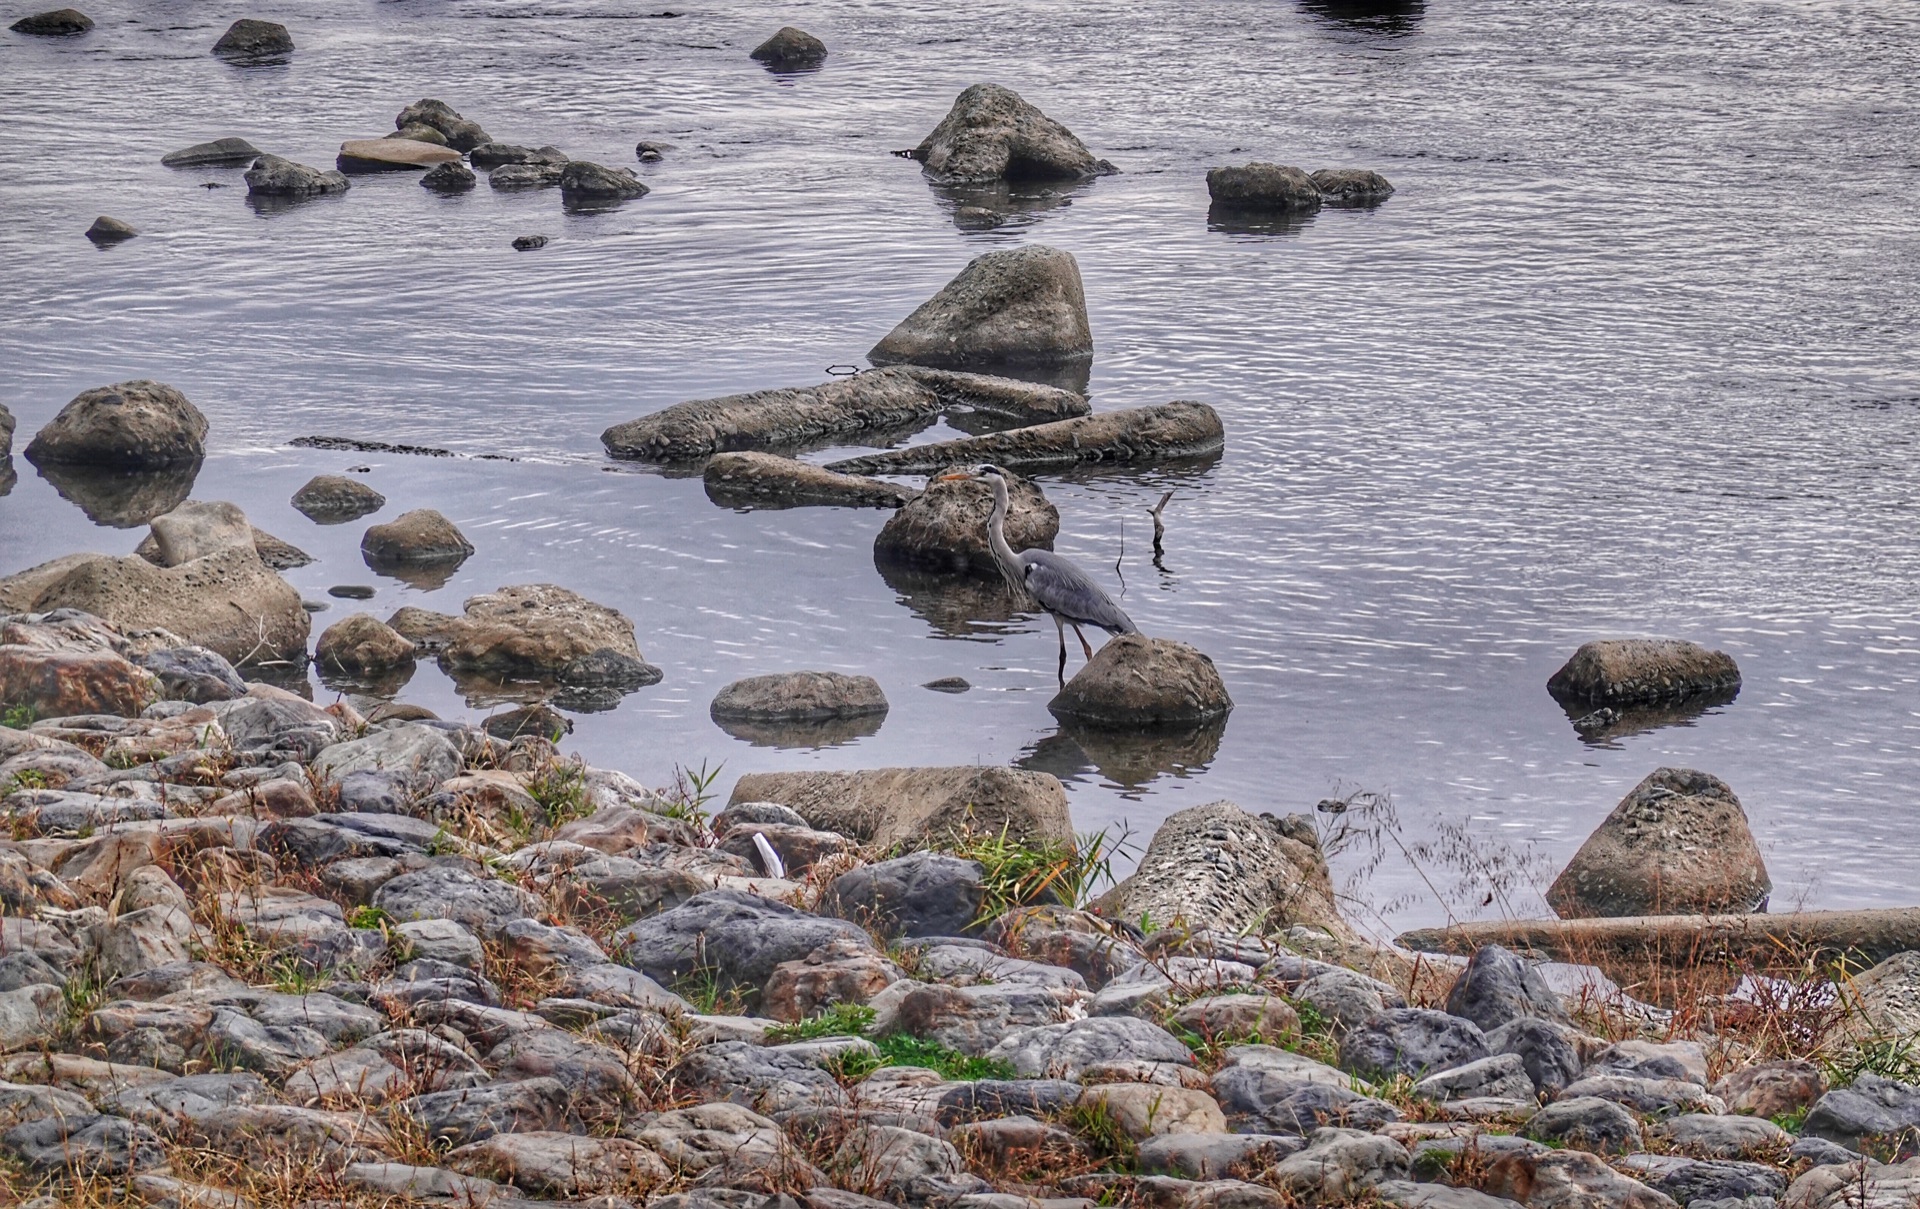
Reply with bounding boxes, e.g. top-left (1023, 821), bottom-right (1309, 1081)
top-left (2, 0), bottom-right (1918, 934)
